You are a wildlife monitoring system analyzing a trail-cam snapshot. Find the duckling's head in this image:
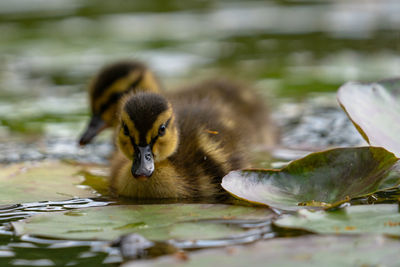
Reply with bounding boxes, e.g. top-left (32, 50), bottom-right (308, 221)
top-left (117, 92), bottom-right (178, 179)
top-left (79, 61), bottom-right (161, 146)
